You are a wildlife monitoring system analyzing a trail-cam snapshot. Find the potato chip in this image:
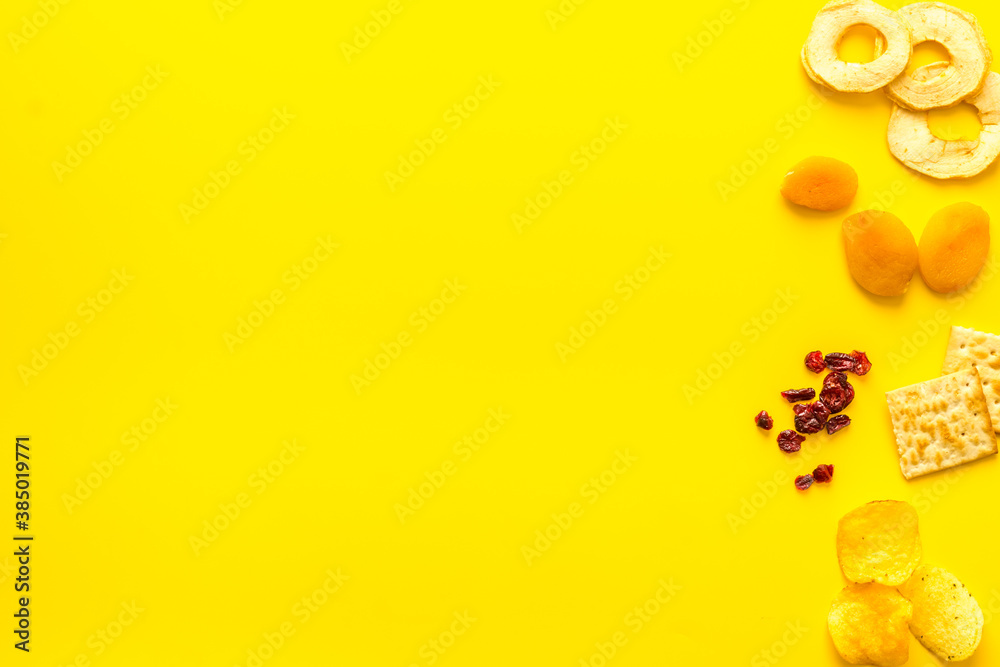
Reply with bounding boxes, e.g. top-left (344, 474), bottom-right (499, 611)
top-left (802, 0), bottom-right (912, 93)
top-left (828, 583), bottom-right (913, 666)
top-left (837, 500), bottom-right (922, 585)
top-left (898, 565), bottom-right (984, 661)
